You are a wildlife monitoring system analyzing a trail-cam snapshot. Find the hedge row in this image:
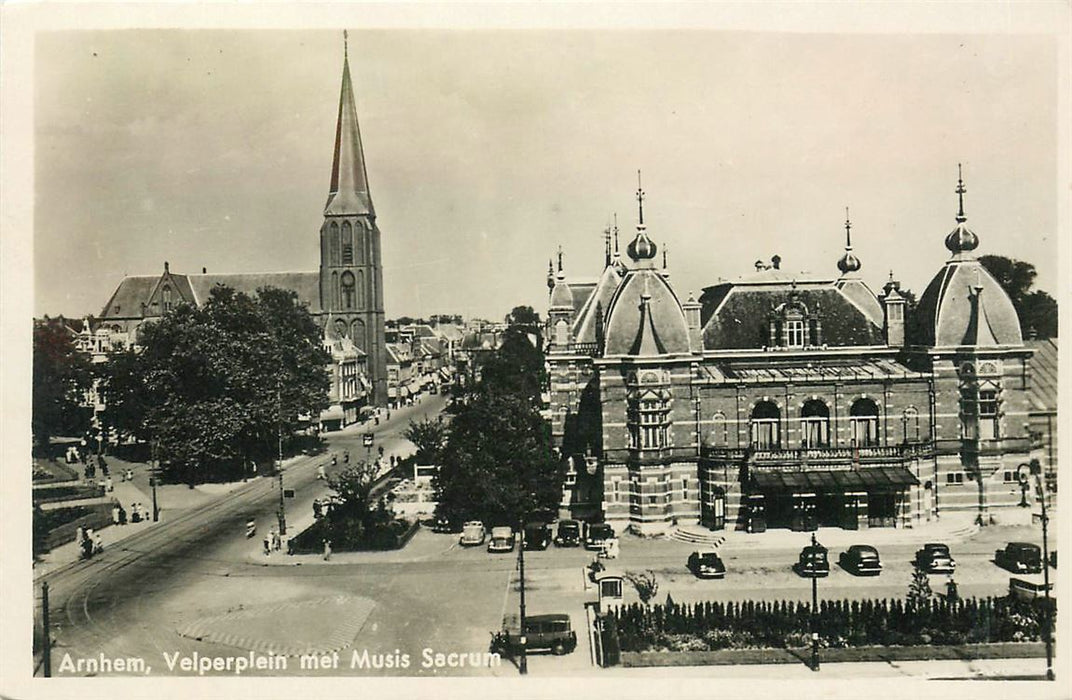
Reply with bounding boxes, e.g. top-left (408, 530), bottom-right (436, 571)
top-left (612, 596), bottom-right (1055, 652)
top-left (288, 516), bottom-right (420, 553)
